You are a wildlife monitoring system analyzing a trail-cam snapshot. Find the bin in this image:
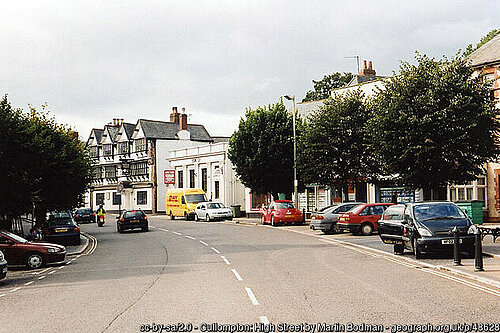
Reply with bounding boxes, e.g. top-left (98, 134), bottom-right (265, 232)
top-left (456, 200), bottom-right (483, 225)
top-left (231, 205), bottom-right (241, 218)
